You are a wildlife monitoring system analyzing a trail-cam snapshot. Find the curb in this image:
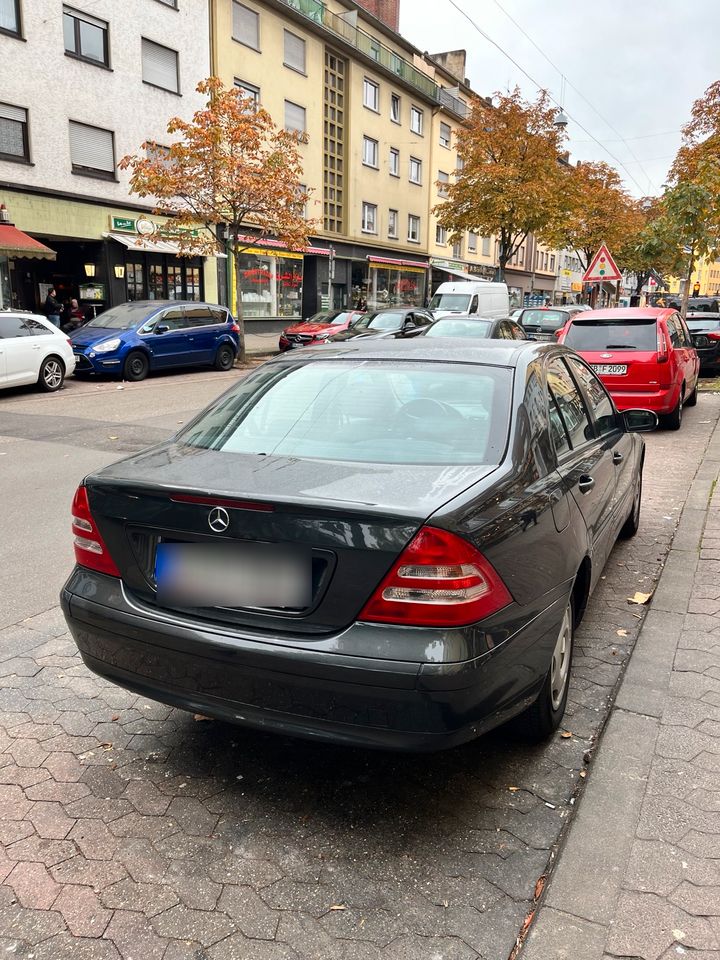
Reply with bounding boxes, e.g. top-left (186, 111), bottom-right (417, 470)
top-left (520, 412), bottom-right (720, 960)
